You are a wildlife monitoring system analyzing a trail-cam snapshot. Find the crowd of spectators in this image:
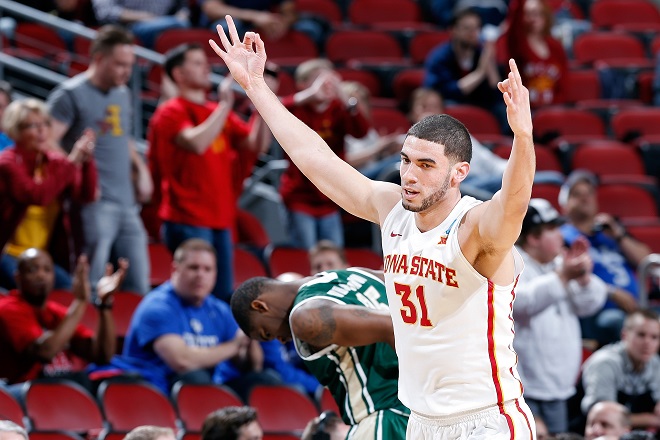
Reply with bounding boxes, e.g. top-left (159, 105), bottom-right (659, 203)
top-left (2, 1), bottom-right (660, 439)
